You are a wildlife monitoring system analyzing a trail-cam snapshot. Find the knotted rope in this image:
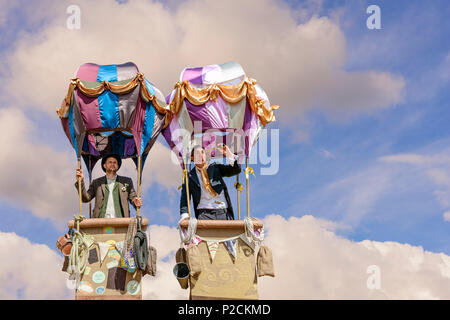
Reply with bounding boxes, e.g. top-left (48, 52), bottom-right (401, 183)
top-left (67, 214), bottom-right (94, 288)
top-left (244, 216), bottom-right (265, 246)
top-left (178, 217), bottom-right (197, 245)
